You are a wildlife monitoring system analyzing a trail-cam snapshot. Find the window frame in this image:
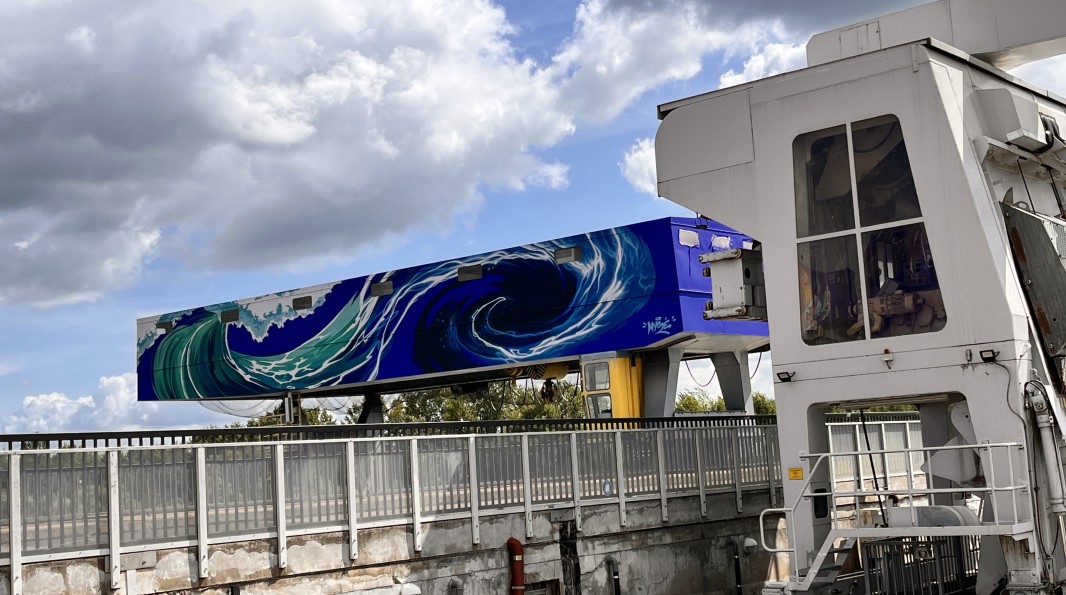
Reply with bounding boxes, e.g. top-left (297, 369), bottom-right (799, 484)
top-left (794, 114), bottom-right (944, 345)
